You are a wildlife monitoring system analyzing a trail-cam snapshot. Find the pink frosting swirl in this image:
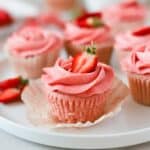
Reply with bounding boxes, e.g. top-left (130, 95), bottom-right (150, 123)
top-left (115, 26), bottom-right (150, 51)
top-left (6, 26), bottom-right (63, 57)
top-left (64, 23), bottom-right (113, 47)
top-left (103, 1), bottom-right (146, 24)
top-left (122, 47), bottom-right (150, 75)
top-left (42, 58), bottom-right (114, 97)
